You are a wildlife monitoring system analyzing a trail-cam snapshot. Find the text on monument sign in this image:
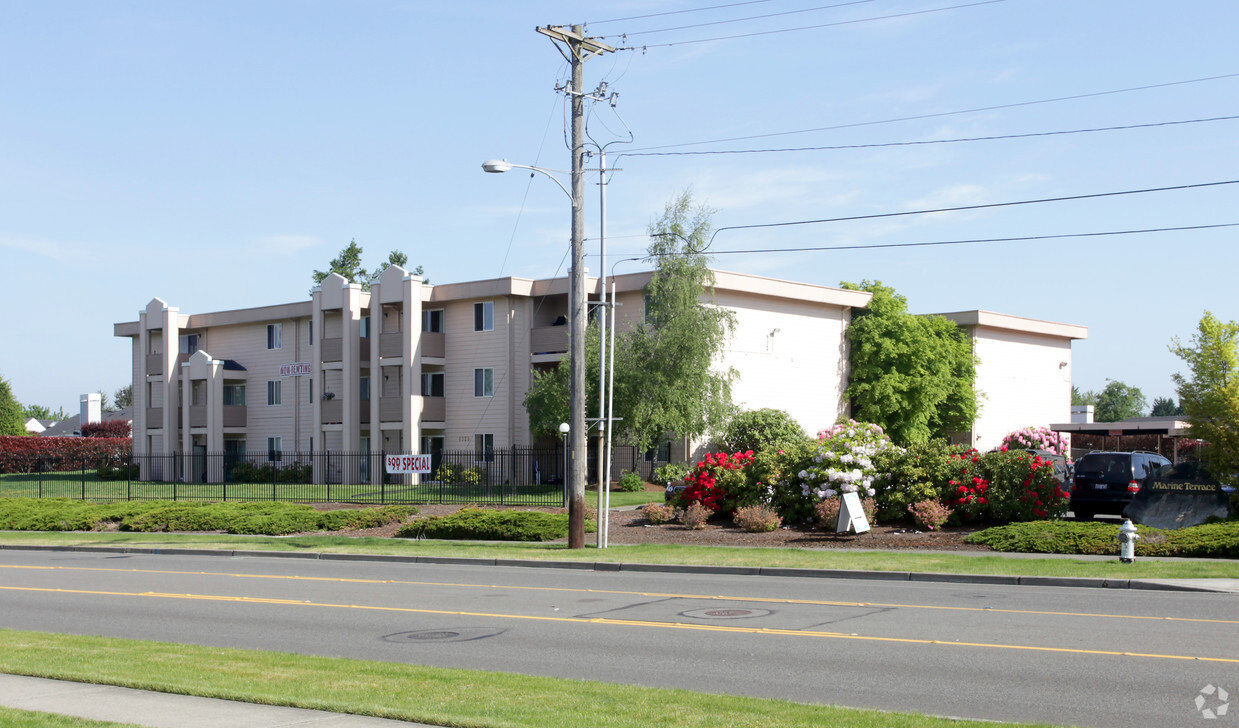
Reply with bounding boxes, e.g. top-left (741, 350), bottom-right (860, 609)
top-left (385, 454), bottom-right (432, 474)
